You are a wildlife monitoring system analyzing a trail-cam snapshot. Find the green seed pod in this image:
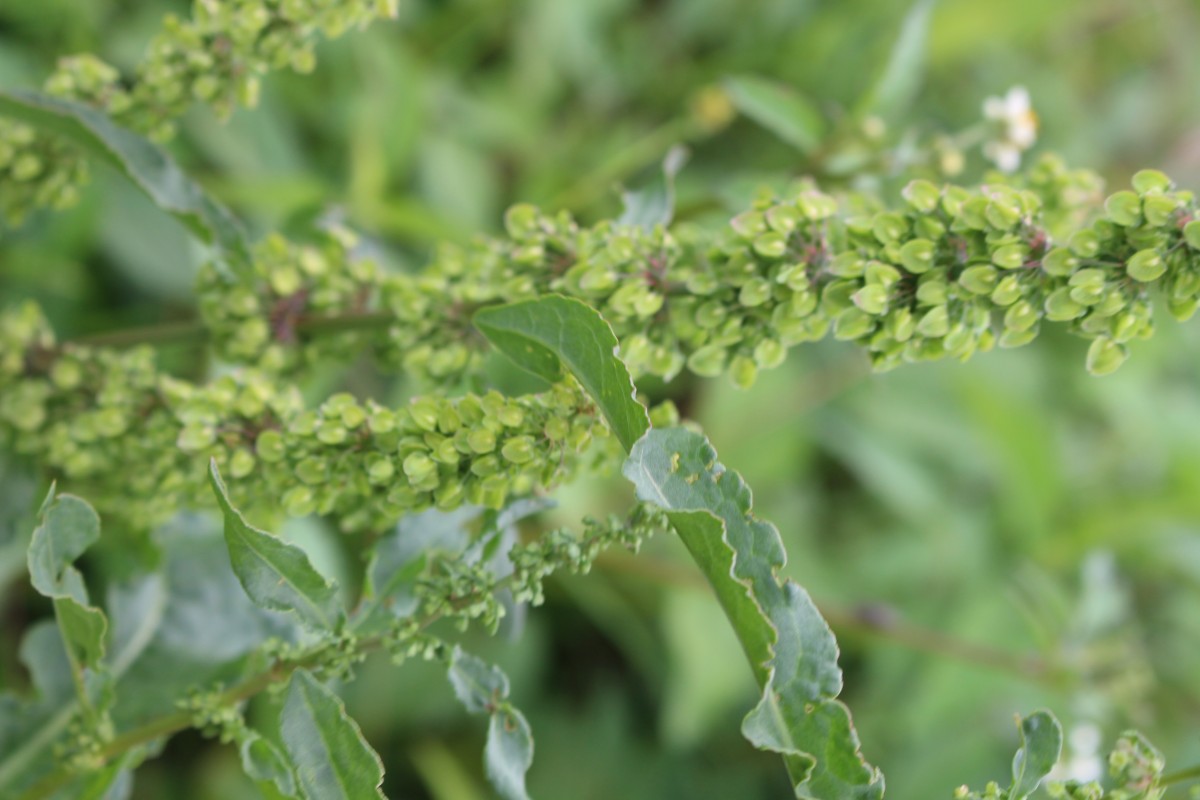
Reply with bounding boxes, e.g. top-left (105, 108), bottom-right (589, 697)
top-left (283, 486), bottom-right (316, 517)
top-left (916, 306), bottom-right (950, 338)
top-left (501, 435), bottom-right (536, 464)
top-left (990, 275), bottom-right (1023, 307)
top-left (991, 244), bottom-right (1028, 270)
top-left (1068, 229), bottom-right (1101, 258)
top-left (367, 456), bottom-right (395, 484)
top-left (901, 179), bottom-right (941, 213)
top-left (765, 204), bottom-right (802, 233)
top-left (1126, 249), bottom-right (1166, 282)
top-left (753, 232), bottom-right (788, 259)
top-left (958, 264), bottom-right (998, 295)
top-left (834, 307), bottom-right (875, 340)
top-left (730, 210), bottom-right (767, 238)
top-left (916, 276), bottom-right (948, 307)
top-left (899, 239), bottom-right (936, 274)
top-left (1004, 300), bottom-right (1038, 333)
top-left (467, 428), bottom-right (497, 454)
top-left (1041, 247), bottom-right (1078, 277)
top-left (256, 429), bottom-right (286, 462)
top-left (872, 212), bottom-right (908, 243)
top-left (1105, 191), bottom-right (1142, 226)
top-left (409, 398), bottom-right (440, 431)
top-left (1131, 168), bottom-right (1172, 195)
top-left (1142, 194), bottom-right (1178, 227)
top-left (796, 191), bottom-right (837, 220)
top-left (739, 277), bottom-right (773, 306)
top-left (686, 344), bottom-right (727, 378)
top-left (1183, 220), bottom-right (1200, 250)
top-left (1044, 288), bottom-right (1085, 321)
top-left (852, 284), bottom-right (889, 315)
top-left (402, 452), bottom-right (437, 482)
top-left (1086, 337), bottom-right (1127, 375)
top-left (753, 338), bottom-right (787, 369)
top-left (729, 354), bottom-right (758, 389)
